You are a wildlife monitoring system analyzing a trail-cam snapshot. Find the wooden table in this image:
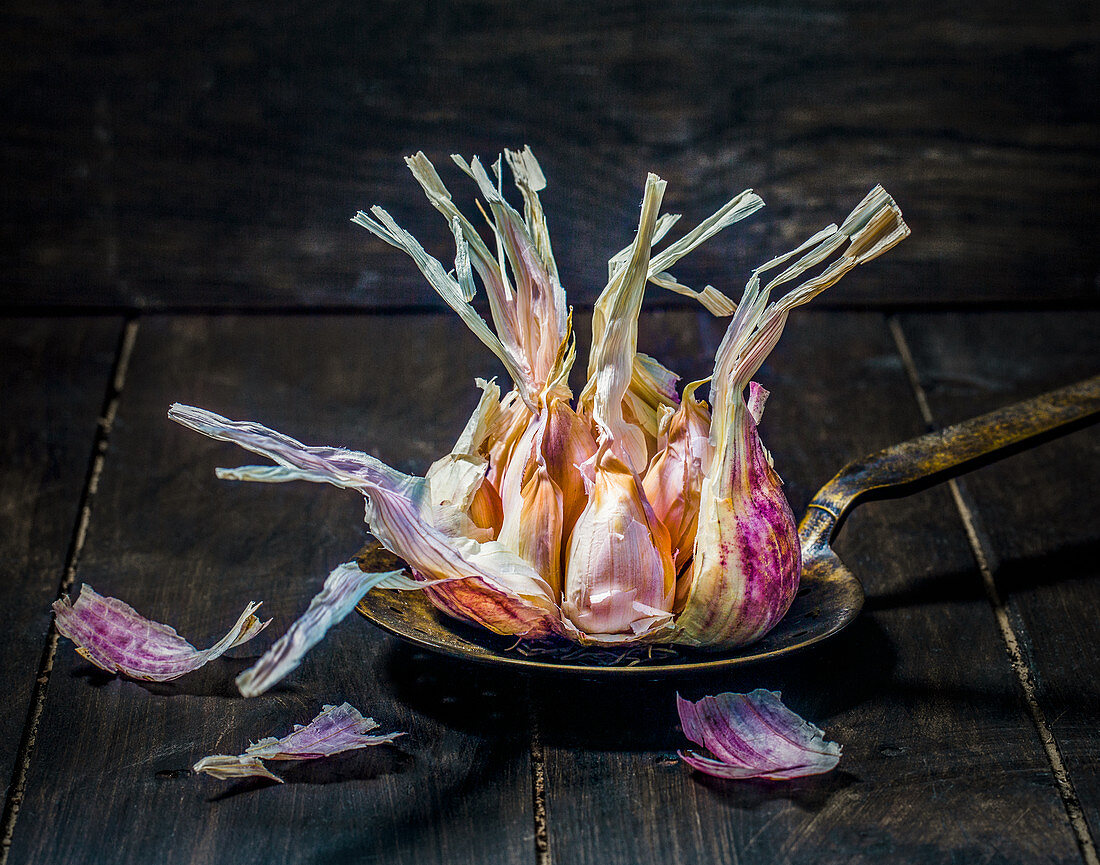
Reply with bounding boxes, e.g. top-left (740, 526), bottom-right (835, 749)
top-left (2, 2), bottom-right (1098, 863)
